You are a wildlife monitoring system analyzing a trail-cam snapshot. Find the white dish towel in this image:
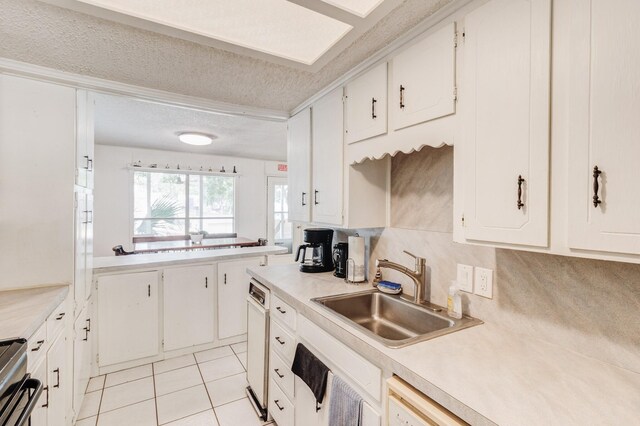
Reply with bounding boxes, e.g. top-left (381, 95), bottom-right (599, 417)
top-left (328, 375), bottom-right (363, 426)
